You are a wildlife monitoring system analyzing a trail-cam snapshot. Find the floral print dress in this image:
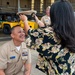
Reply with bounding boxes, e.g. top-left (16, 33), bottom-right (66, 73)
top-left (26, 27), bottom-right (75, 75)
